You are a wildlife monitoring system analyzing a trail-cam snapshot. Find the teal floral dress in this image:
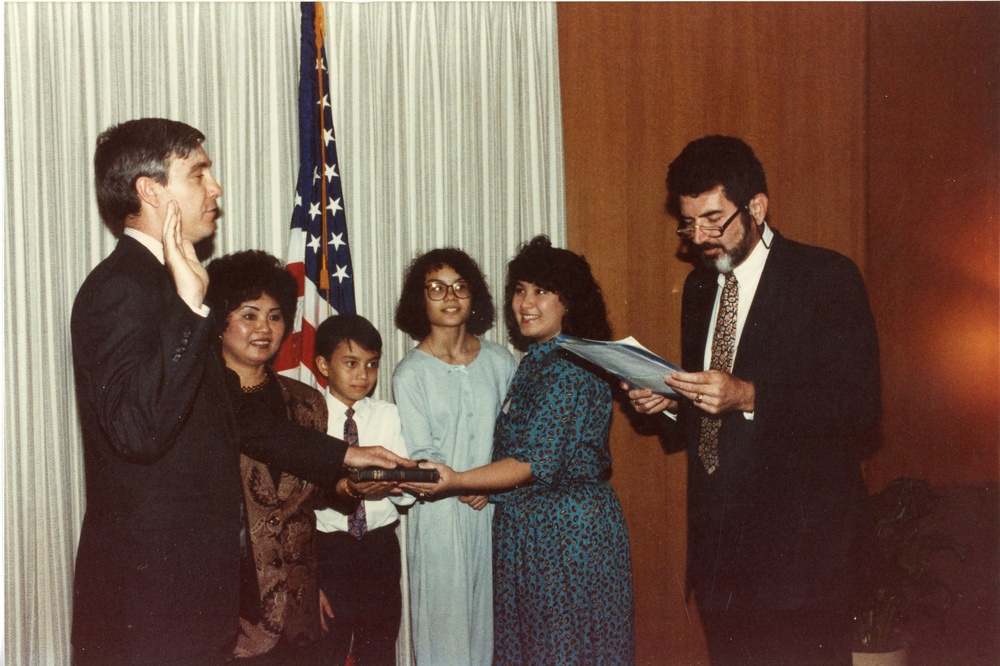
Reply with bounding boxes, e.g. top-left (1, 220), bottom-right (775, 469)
top-left (491, 339), bottom-right (635, 665)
